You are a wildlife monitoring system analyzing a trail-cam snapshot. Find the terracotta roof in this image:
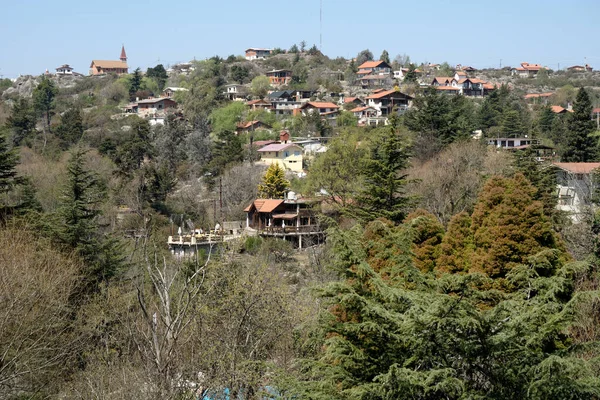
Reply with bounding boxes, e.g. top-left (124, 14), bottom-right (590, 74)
top-left (251, 140), bottom-right (277, 148)
top-left (593, 108), bottom-right (600, 114)
top-left (455, 71), bottom-right (467, 76)
top-left (525, 92), bottom-right (553, 99)
top-left (358, 60), bottom-right (388, 69)
top-left (436, 86), bottom-right (460, 91)
top-left (433, 77), bottom-right (453, 84)
top-left (483, 83), bottom-right (495, 90)
top-left (272, 213), bottom-right (298, 220)
top-left (550, 105), bottom-right (571, 114)
top-left (365, 89), bottom-right (412, 99)
top-left (344, 97), bottom-right (358, 103)
top-left (137, 97), bottom-right (176, 104)
top-left (258, 143), bottom-right (301, 152)
top-left (553, 162), bottom-right (600, 174)
top-left (519, 62), bottom-right (543, 71)
top-left (247, 99), bottom-right (271, 105)
top-left (237, 120), bottom-right (270, 129)
top-left (244, 199), bottom-right (284, 213)
top-left (301, 101), bottom-right (339, 109)
top-left (350, 106), bottom-right (376, 112)
top-left (90, 60), bottom-right (128, 69)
